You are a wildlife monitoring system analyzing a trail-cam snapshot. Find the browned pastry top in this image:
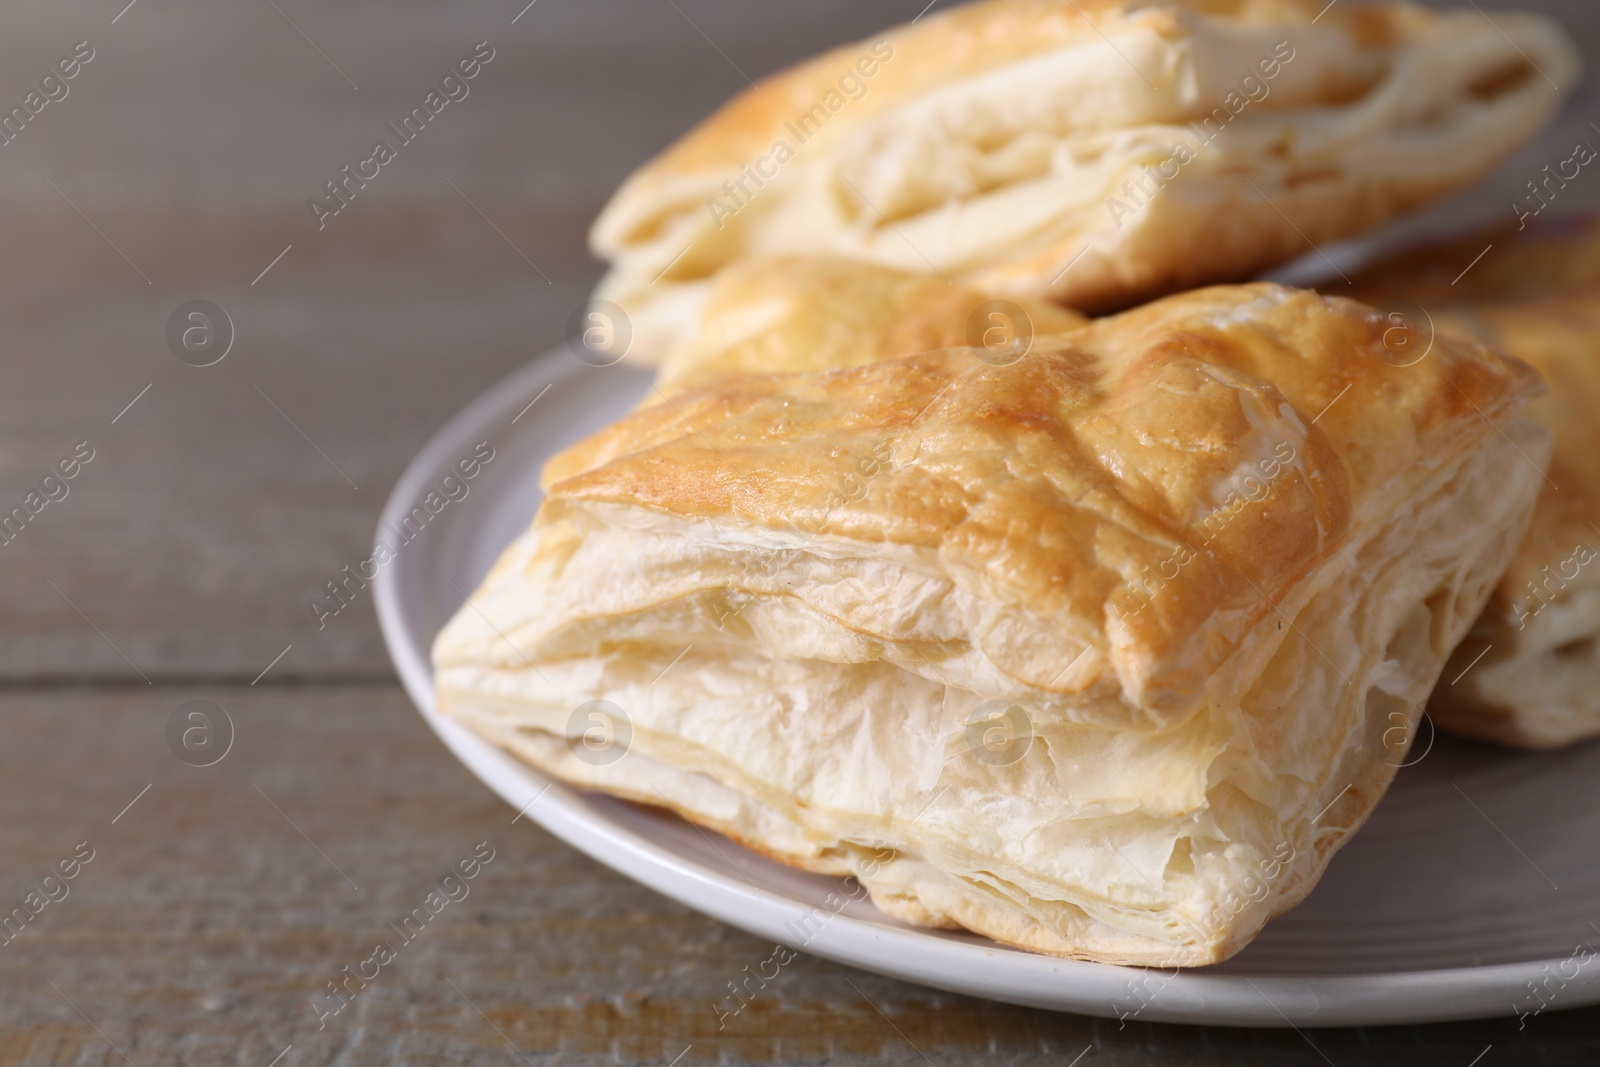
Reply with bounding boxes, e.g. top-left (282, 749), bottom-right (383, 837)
top-left (547, 282), bottom-right (1540, 712)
